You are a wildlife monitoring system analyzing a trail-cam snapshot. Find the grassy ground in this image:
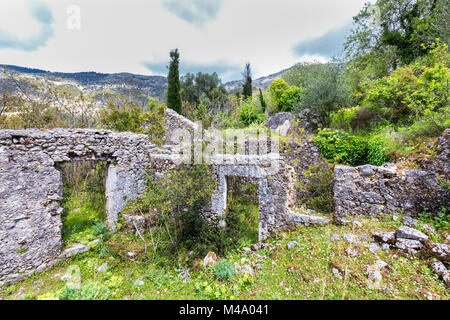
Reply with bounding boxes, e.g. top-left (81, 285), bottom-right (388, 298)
top-left (1, 214), bottom-right (448, 300)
